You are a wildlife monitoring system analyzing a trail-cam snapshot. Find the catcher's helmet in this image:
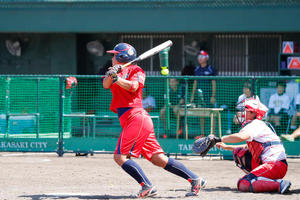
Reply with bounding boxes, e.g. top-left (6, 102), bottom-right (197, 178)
top-left (106, 43), bottom-right (136, 63)
top-left (235, 98), bottom-right (268, 124)
top-left (244, 99), bottom-right (268, 120)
